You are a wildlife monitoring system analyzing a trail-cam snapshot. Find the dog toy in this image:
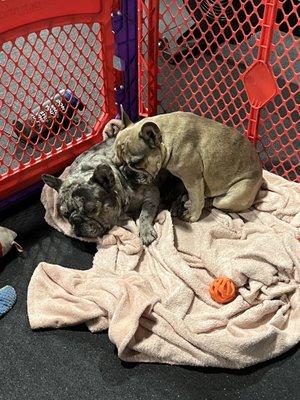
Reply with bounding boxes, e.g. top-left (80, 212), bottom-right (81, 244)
top-left (0, 226), bottom-right (23, 256)
top-left (209, 277), bottom-right (237, 304)
top-left (0, 286), bottom-right (17, 318)
top-left (13, 89), bottom-right (84, 141)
